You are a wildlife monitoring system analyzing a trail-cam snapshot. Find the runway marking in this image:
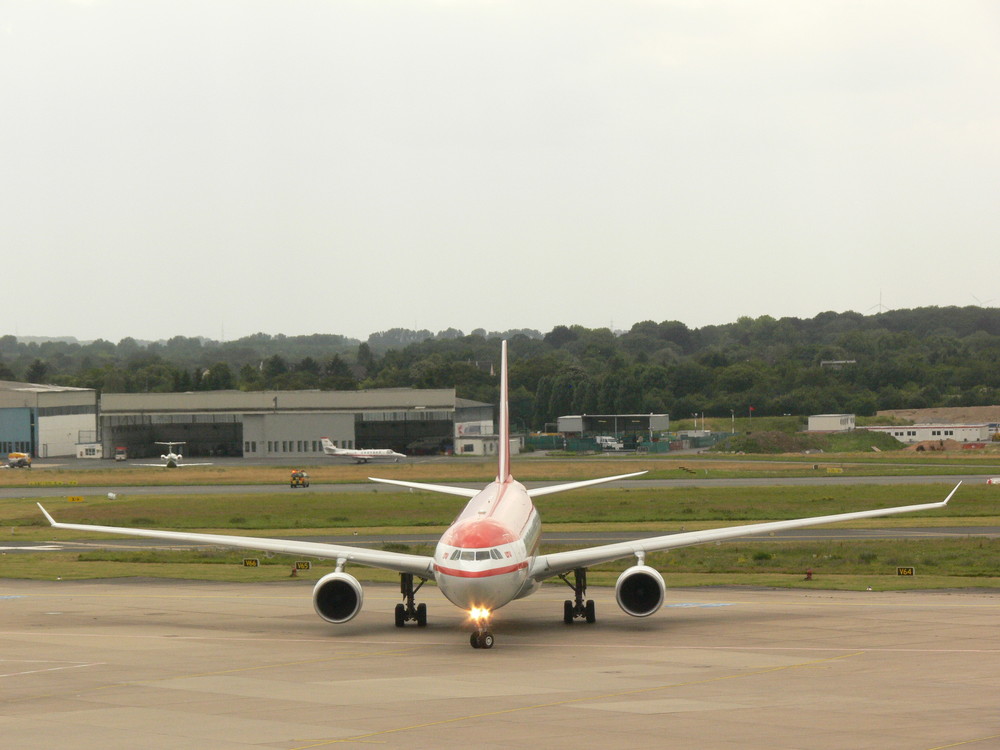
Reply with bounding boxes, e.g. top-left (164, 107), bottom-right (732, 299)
top-left (0, 660), bottom-right (102, 678)
top-left (926, 735), bottom-right (1000, 749)
top-left (288, 651), bottom-right (865, 748)
top-left (0, 646), bottom-right (422, 705)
